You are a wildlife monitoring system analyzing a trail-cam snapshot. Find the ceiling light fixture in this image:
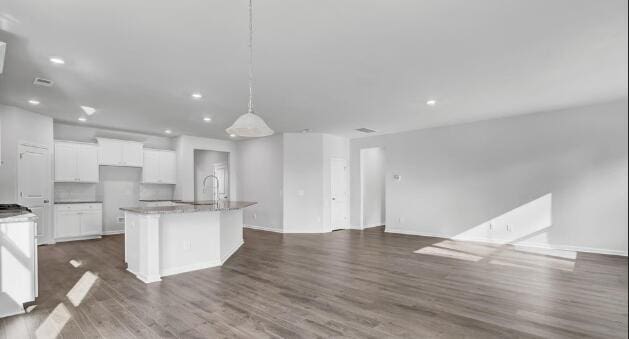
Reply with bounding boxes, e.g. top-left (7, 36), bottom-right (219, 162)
top-left (225, 0), bottom-right (274, 138)
top-left (426, 99), bottom-right (437, 106)
top-left (203, 117), bottom-right (212, 122)
top-left (78, 117), bottom-right (87, 122)
top-left (164, 129), bottom-right (172, 134)
top-left (80, 105), bottom-right (96, 115)
top-left (49, 57), bottom-right (65, 65)
top-left (191, 92), bottom-right (203, 99)
top-left (28, 99), bottom-right (40, 105)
